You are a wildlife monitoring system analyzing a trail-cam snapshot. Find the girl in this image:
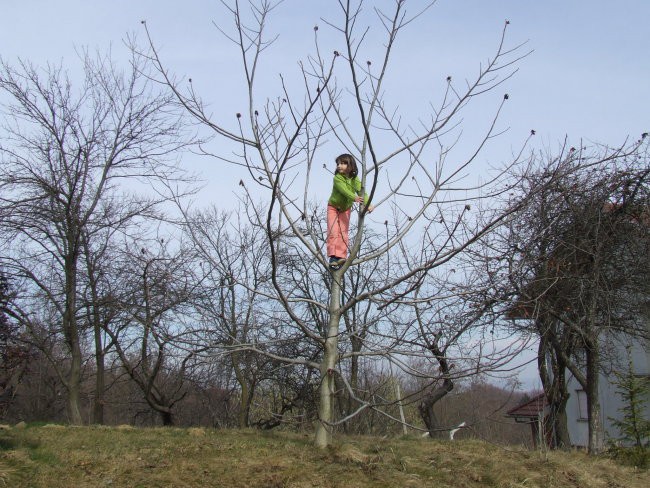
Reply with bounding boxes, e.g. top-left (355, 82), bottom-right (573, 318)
top-left (326, 153), bottom-right (374, 269)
